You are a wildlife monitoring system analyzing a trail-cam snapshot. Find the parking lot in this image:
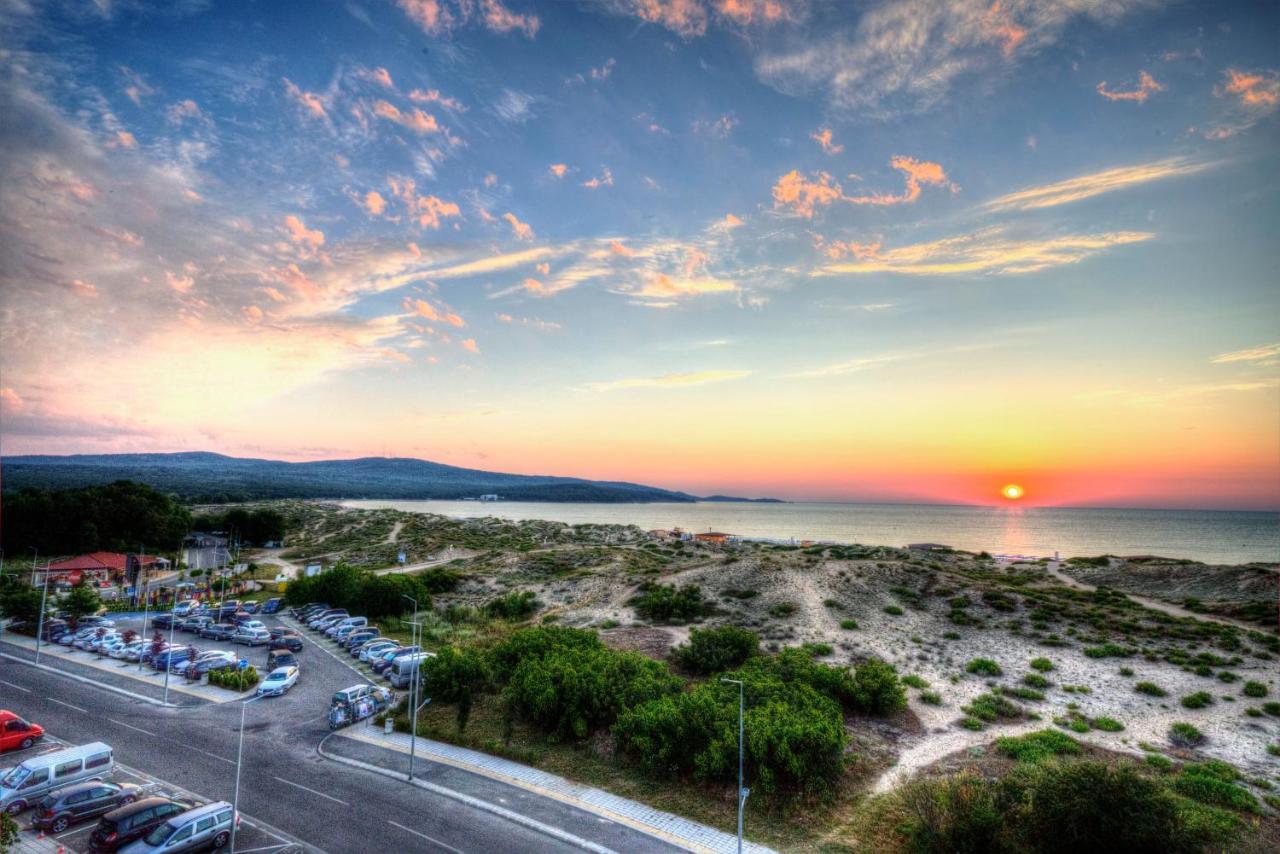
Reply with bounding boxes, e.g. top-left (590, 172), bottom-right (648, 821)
top-left (1, 735), bottom-right (305, 853)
